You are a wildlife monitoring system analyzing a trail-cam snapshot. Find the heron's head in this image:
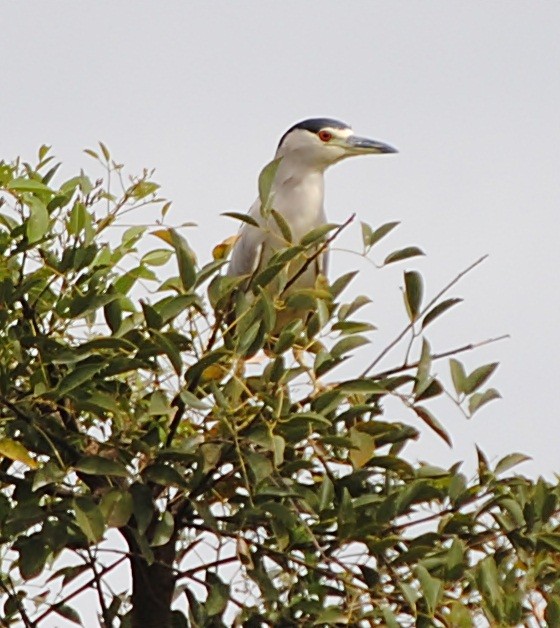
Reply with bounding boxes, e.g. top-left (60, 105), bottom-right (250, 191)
top-left (276, 118), bottom-right (397, 170)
